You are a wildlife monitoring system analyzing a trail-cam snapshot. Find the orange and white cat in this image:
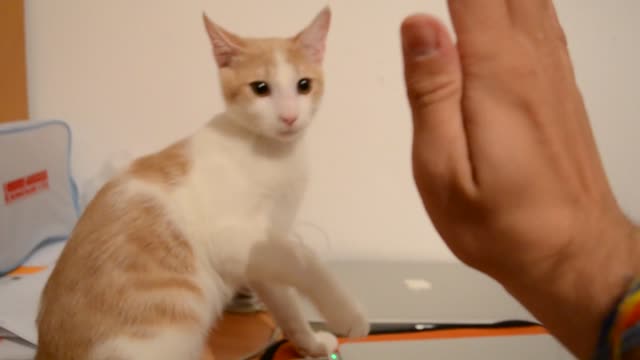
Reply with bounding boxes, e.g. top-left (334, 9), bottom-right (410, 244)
top-left (35, 7), bottom-right (369, 360)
